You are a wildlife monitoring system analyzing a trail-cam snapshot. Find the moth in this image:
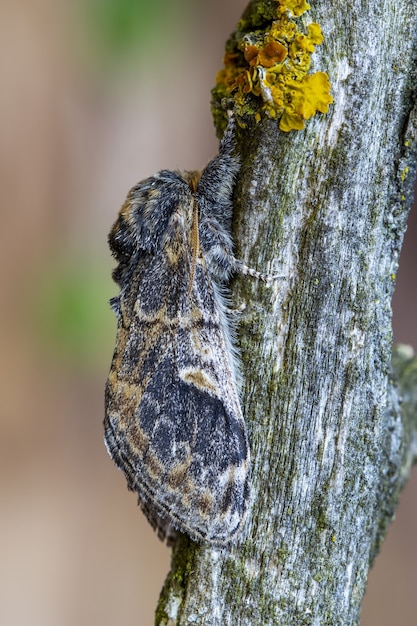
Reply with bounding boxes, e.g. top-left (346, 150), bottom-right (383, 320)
top-left (104, 114), bottom-right (269, 546)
